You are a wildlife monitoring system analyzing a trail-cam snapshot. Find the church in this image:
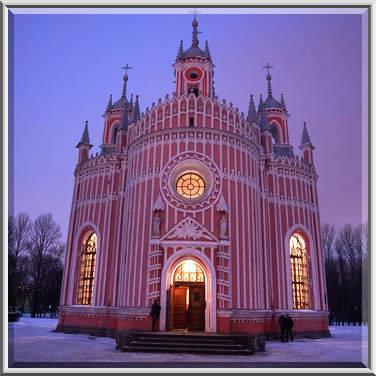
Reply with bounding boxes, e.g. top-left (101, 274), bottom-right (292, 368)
top-left (58, 17), bottom-right (329, 337)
